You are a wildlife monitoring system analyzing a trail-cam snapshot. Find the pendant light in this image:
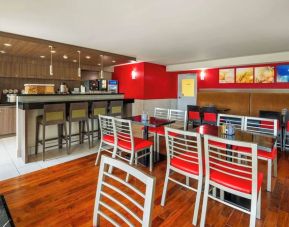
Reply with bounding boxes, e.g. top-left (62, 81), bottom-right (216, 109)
top-left (77, 50), bottom-right (81, 77)
top-left (49, 45), bottom-right (53, 76)
top-left (100, 54), bottom-right (104, 79)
